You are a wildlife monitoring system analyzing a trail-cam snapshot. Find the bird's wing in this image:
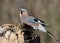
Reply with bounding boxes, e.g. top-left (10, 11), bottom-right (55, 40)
top-left (28, 16), bottom-right (46, 24)
top-left (34, 19), bottom-right (46, 27)
top-left (28, 16), bottom-right (45, 23)
top-left (27, 16), bottom-right (47, 27)
top-left (27, 16), bottom-right (36, 23)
